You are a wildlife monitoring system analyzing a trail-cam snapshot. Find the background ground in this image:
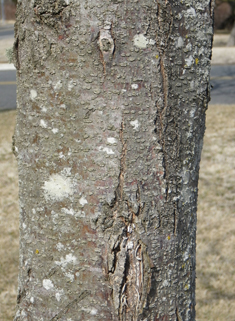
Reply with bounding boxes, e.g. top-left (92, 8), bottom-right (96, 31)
top-left (0, 106), bottom-right (235, 320)
top-left (0, 110), bottom-right (19, 321)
